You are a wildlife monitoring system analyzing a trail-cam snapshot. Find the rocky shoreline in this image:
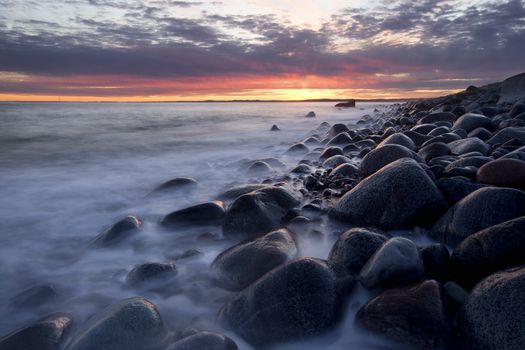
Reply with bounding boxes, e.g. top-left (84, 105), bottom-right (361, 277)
top-left (2, 72), bottom-right (525, 350)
